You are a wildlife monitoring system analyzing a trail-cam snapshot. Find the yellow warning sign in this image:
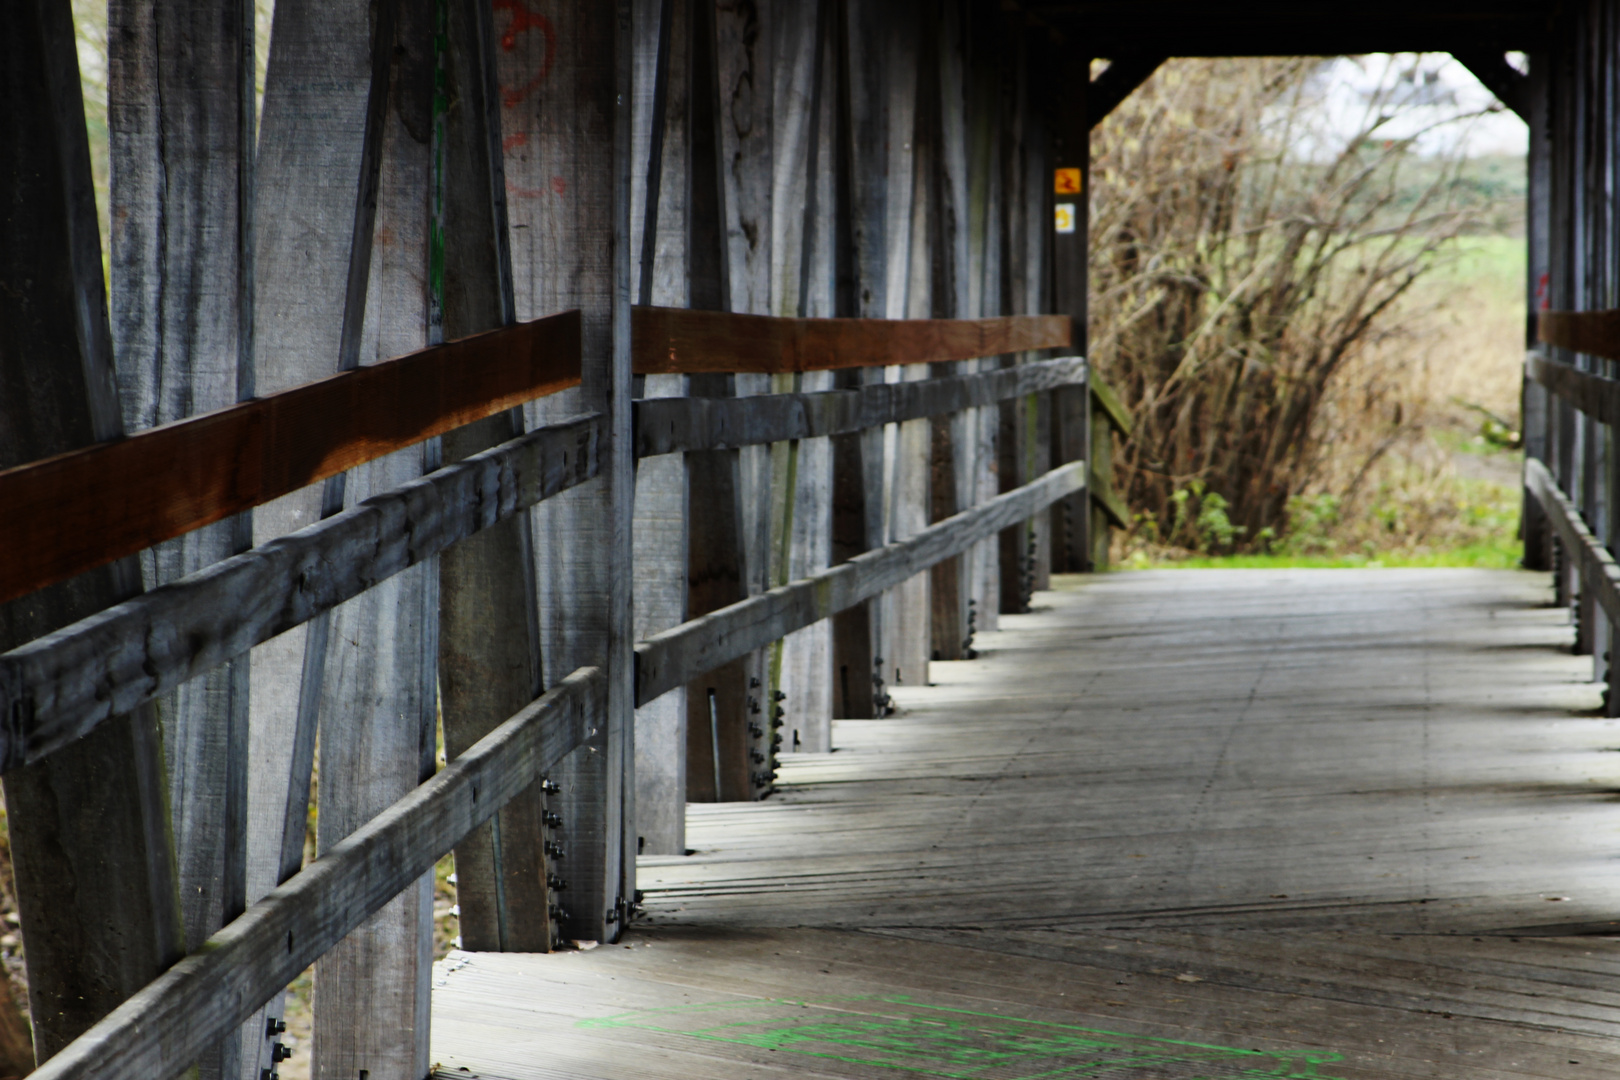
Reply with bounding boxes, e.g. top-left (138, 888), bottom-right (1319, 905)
top-left (1054, 167), bottom-right (1082, 194)
top-left (1054, 203), bottom-right (1076, 234)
